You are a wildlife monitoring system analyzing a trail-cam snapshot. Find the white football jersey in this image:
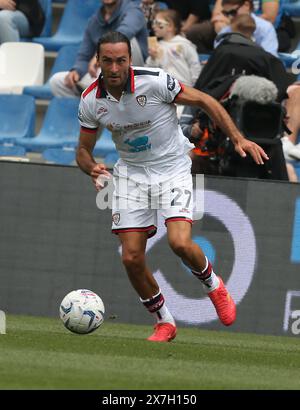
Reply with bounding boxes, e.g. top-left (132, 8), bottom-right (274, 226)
top-left (78, 66), bottom-right (194, 172)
